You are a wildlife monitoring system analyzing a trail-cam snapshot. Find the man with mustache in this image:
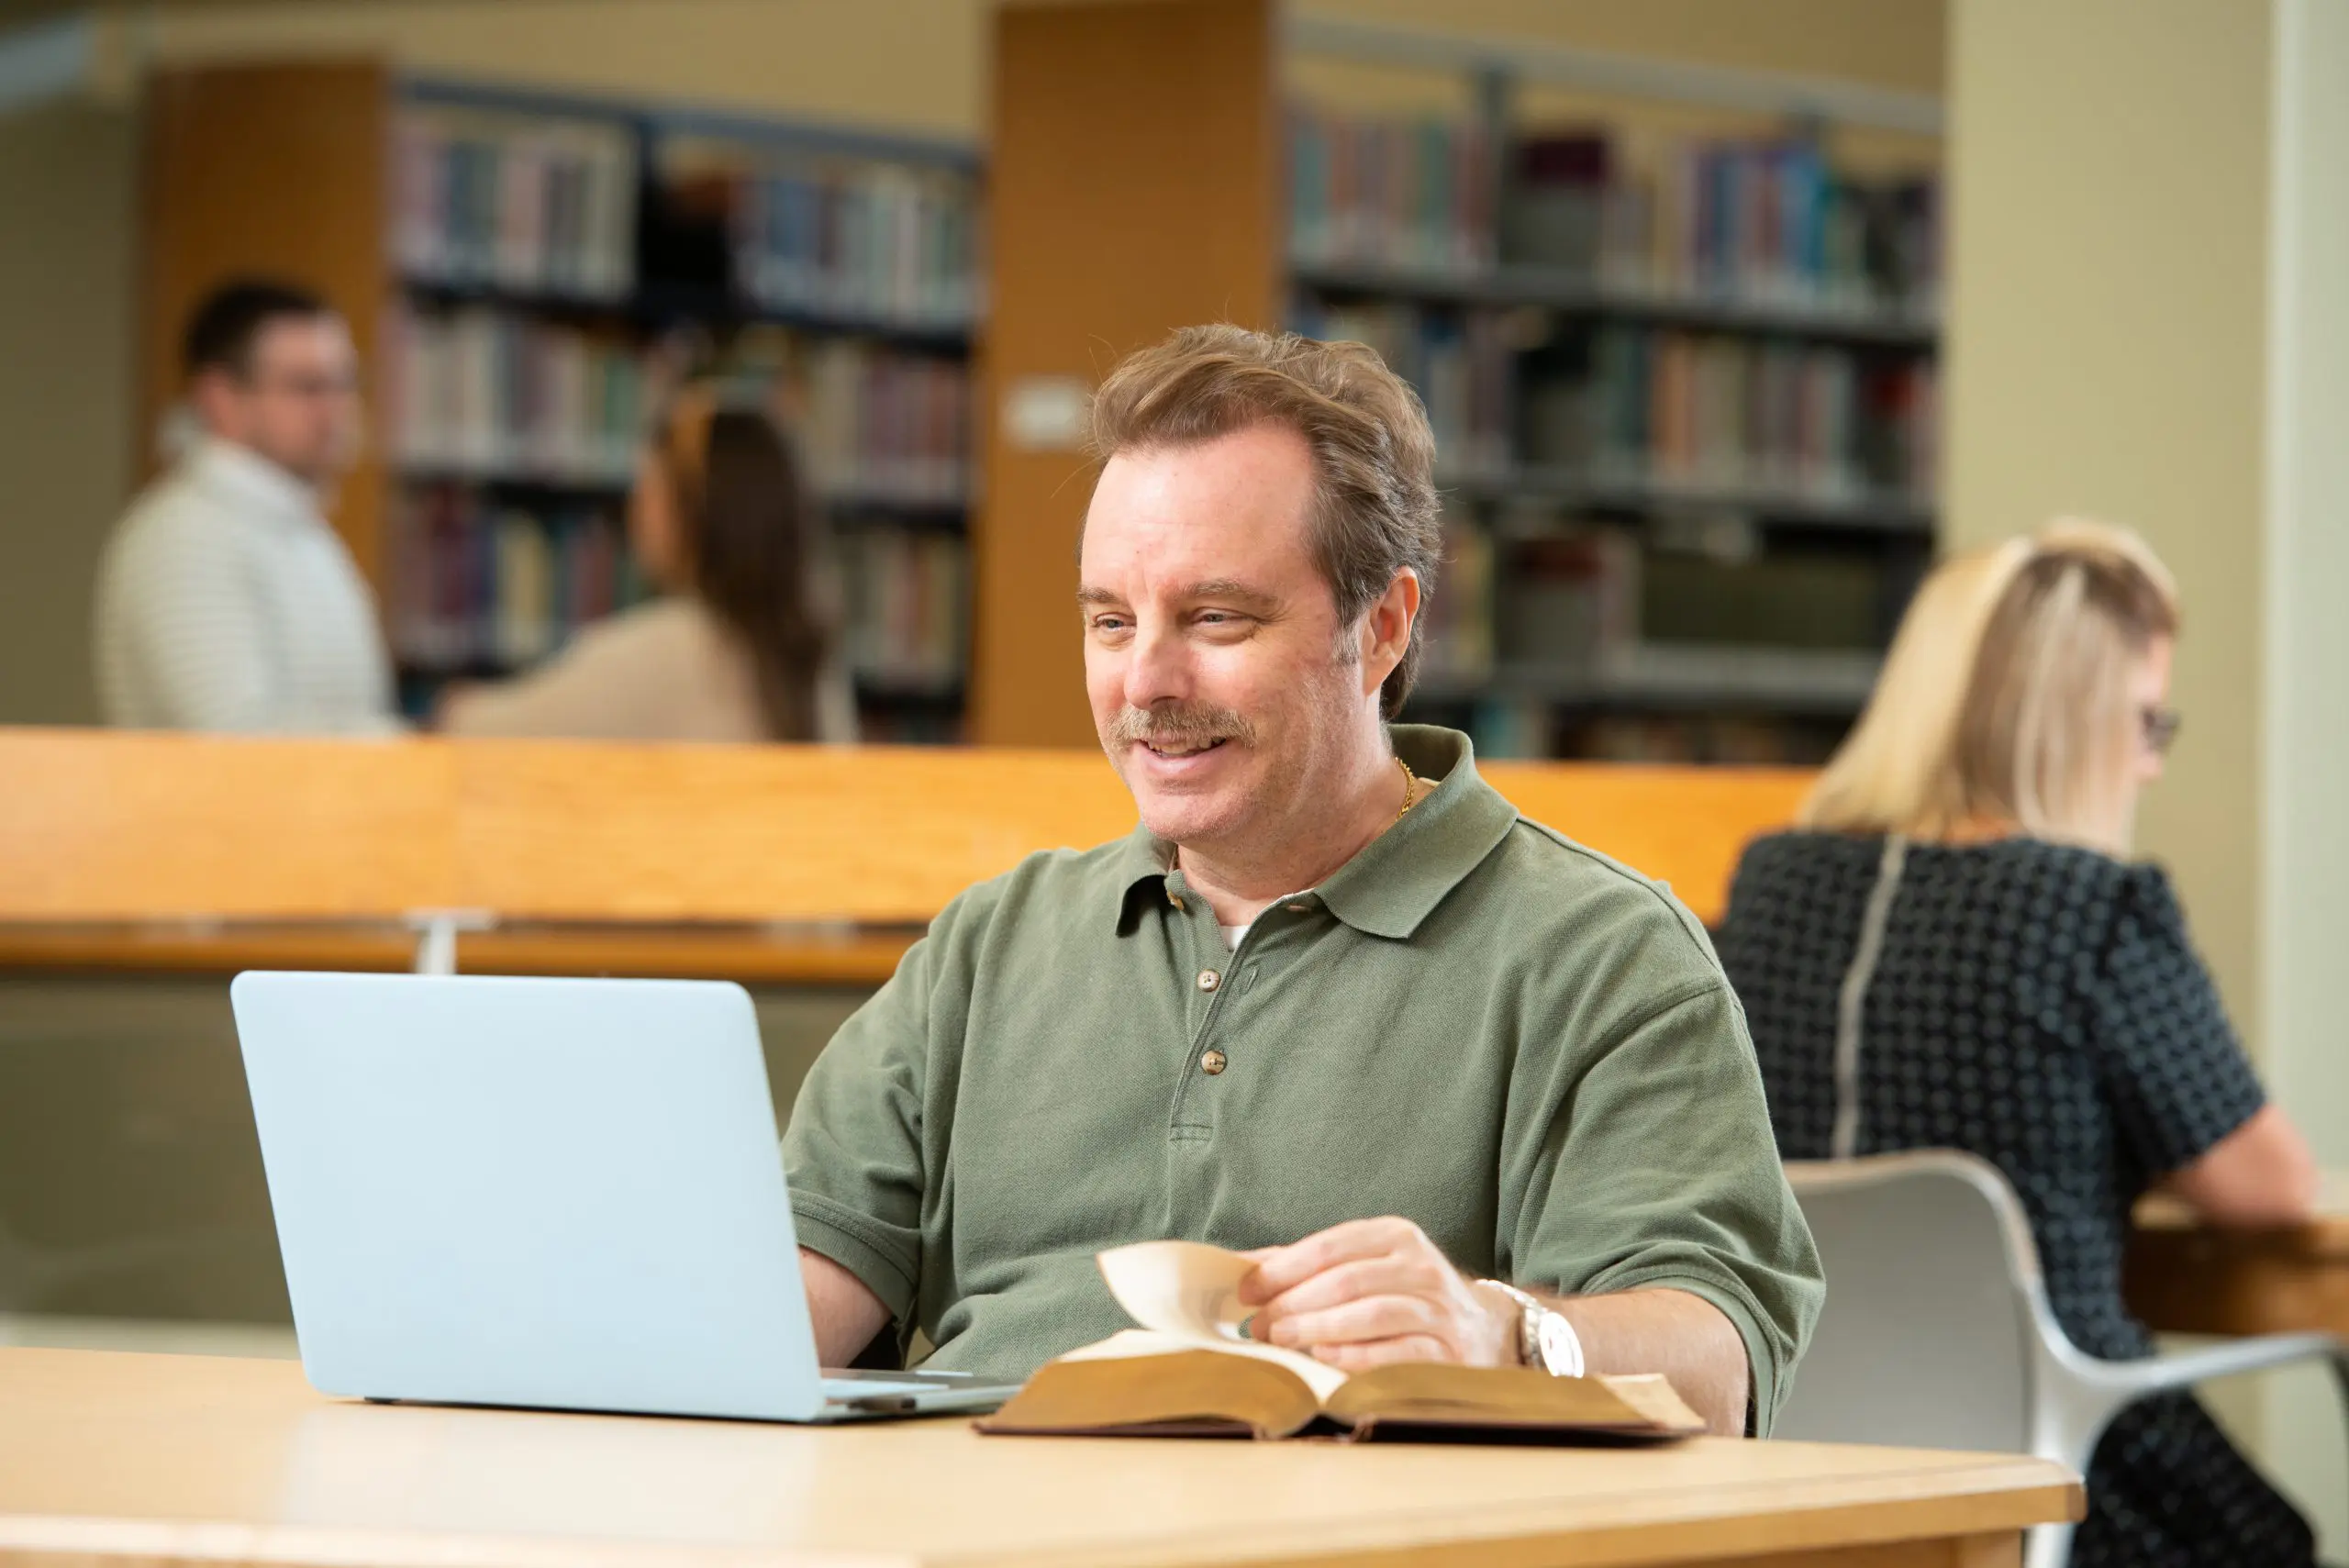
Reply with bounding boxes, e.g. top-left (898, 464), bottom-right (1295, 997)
top-left (782, 326), bottom-right (1820, 1436)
